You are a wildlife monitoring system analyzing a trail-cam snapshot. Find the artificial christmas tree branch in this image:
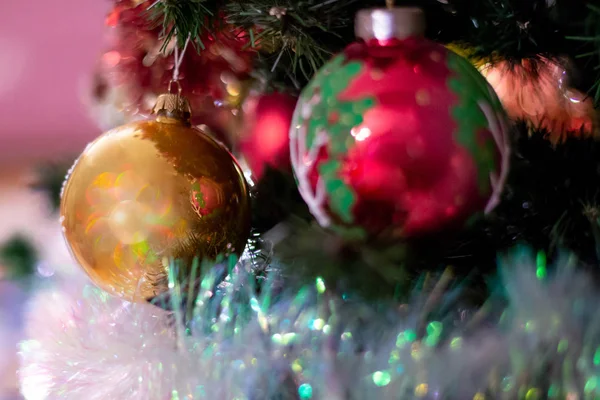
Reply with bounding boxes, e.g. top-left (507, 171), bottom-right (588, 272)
top-left (224, 0), bottom-right (361, 81)
top-left (441, 0), bottom-right (568, 61)
top-left (149, 0), bottom-right (599, 92)
top-left (0, 236), bottom-right (36, 281)
top-left (568, 3), bottom-right (600, 106)
top-left (149, 0), bottom-right (219, 49)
